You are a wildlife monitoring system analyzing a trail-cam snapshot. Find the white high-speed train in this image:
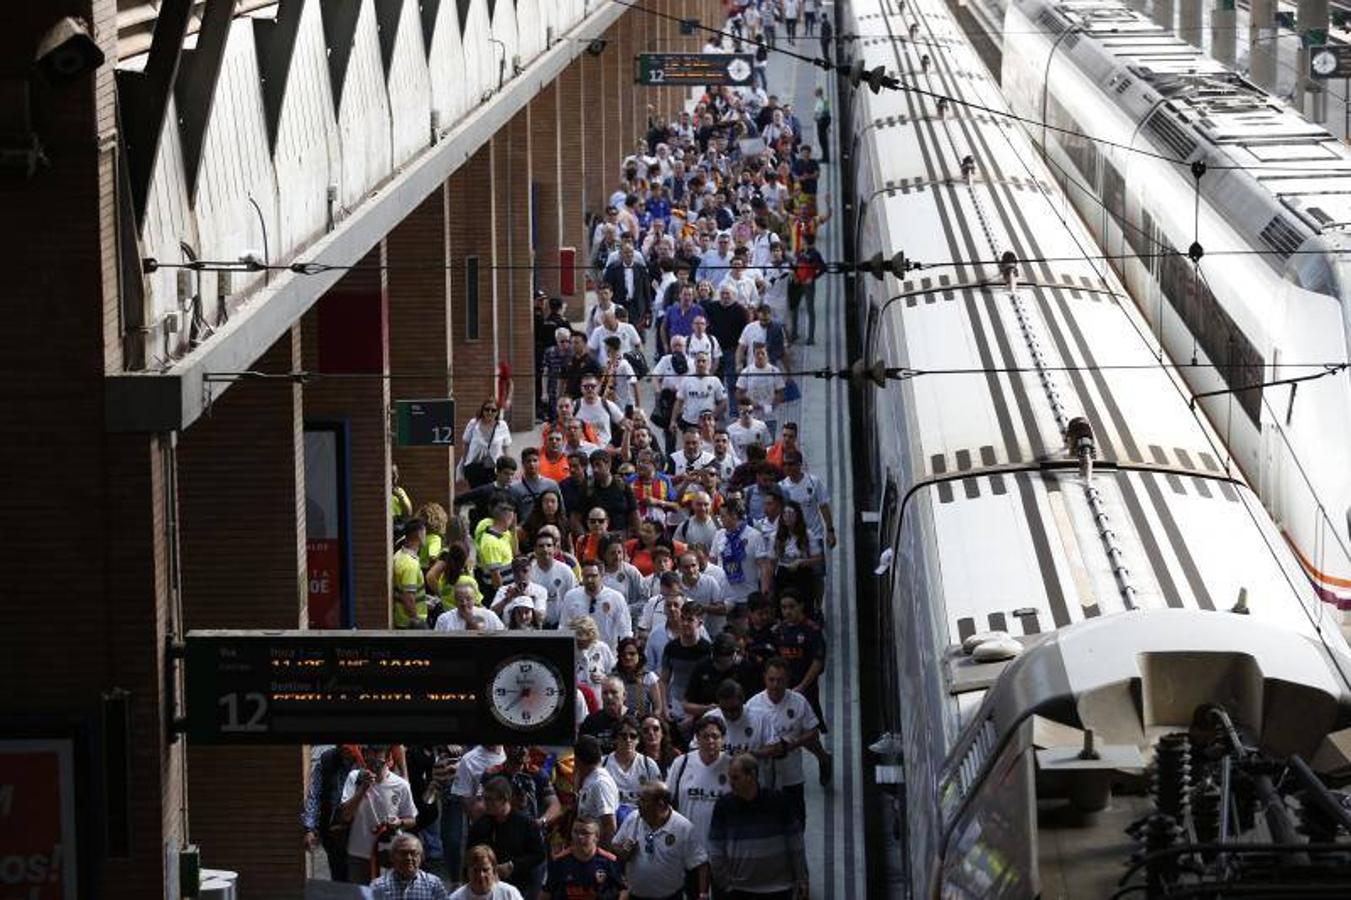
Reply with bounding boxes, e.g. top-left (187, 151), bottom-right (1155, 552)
top-left (846, 0), bottom-right (1351, 896)
top-left (1001, 0), bottom-right (1351, 609)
